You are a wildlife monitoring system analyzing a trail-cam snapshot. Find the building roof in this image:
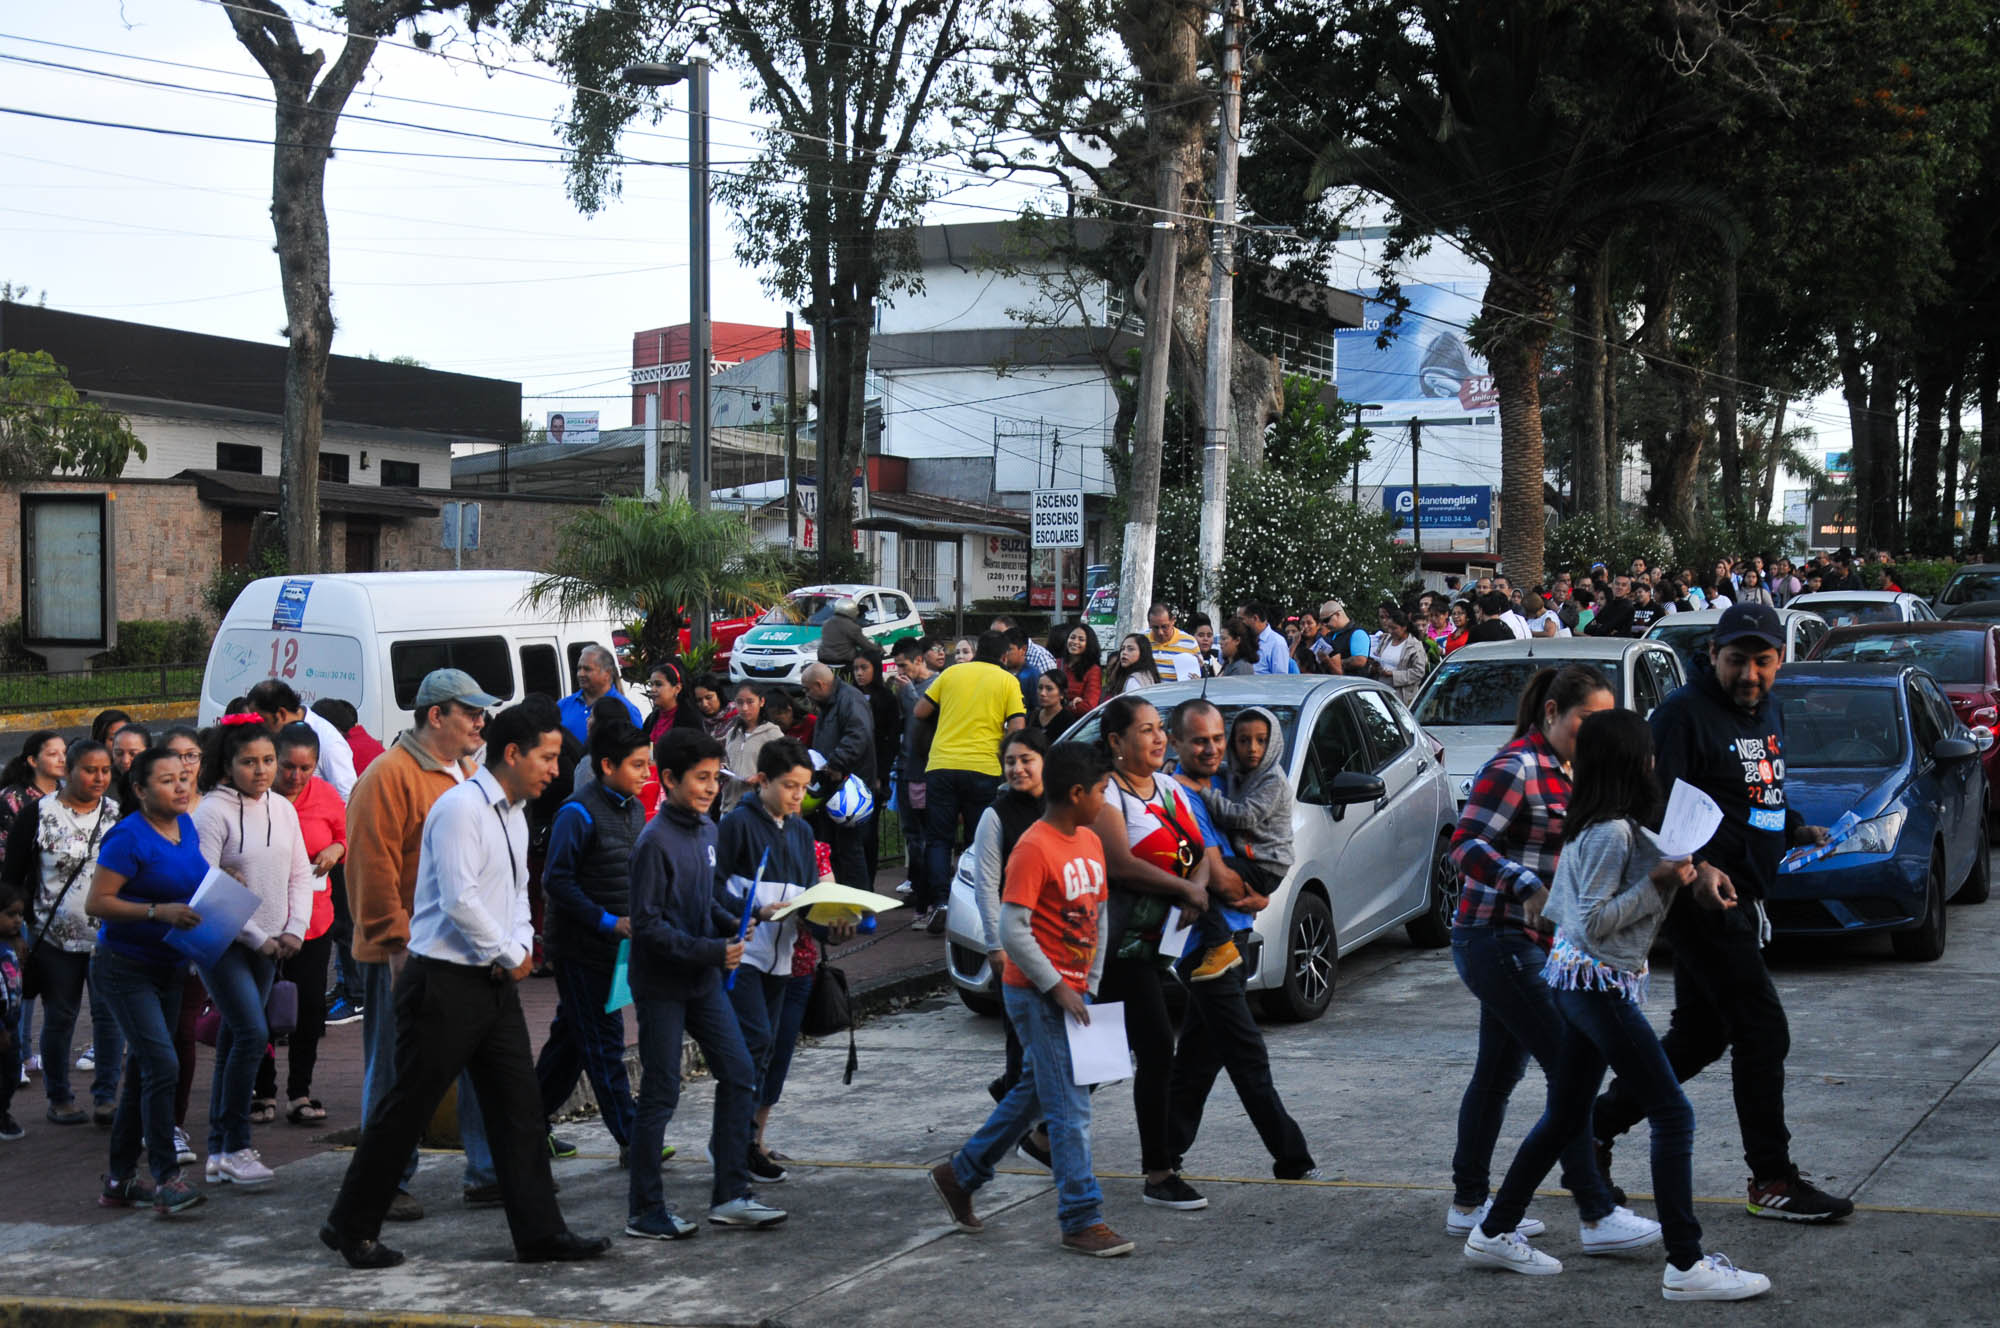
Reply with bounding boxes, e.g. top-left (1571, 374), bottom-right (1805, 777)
top-left (0, 302), bottom-right (520, 445)
top-left (179, 469), bottom-right (442, 520)
top-left (853, 490), bottom-right (1028, 539)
